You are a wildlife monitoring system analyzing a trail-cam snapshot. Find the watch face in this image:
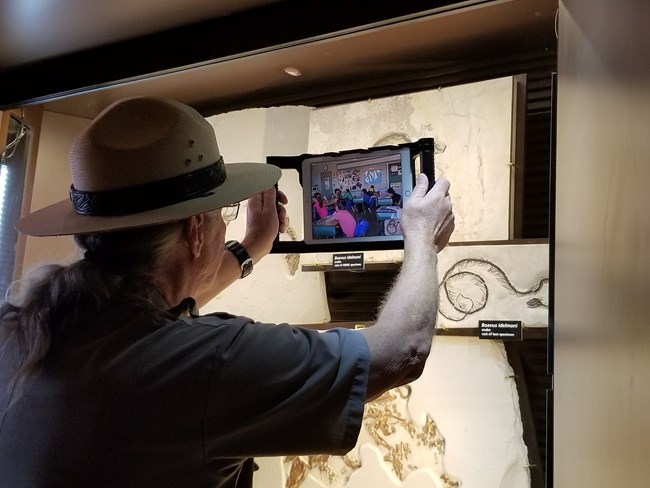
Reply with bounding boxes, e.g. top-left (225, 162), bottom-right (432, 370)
top-left (241, 258), bottom-right (254, 278)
